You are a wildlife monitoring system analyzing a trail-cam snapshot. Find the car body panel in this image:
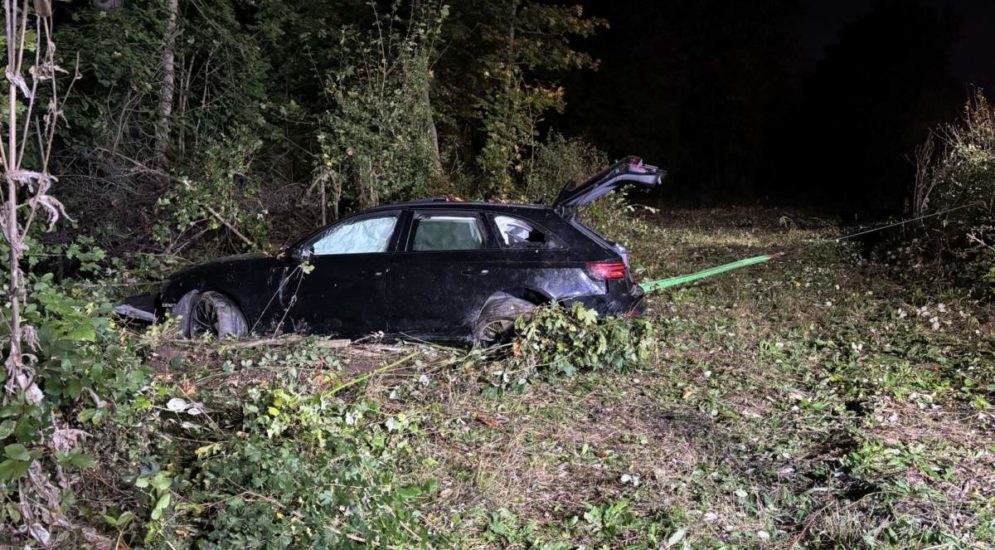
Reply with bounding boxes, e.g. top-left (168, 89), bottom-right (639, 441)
top-left (157, 254), bottom-right (288, 326)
